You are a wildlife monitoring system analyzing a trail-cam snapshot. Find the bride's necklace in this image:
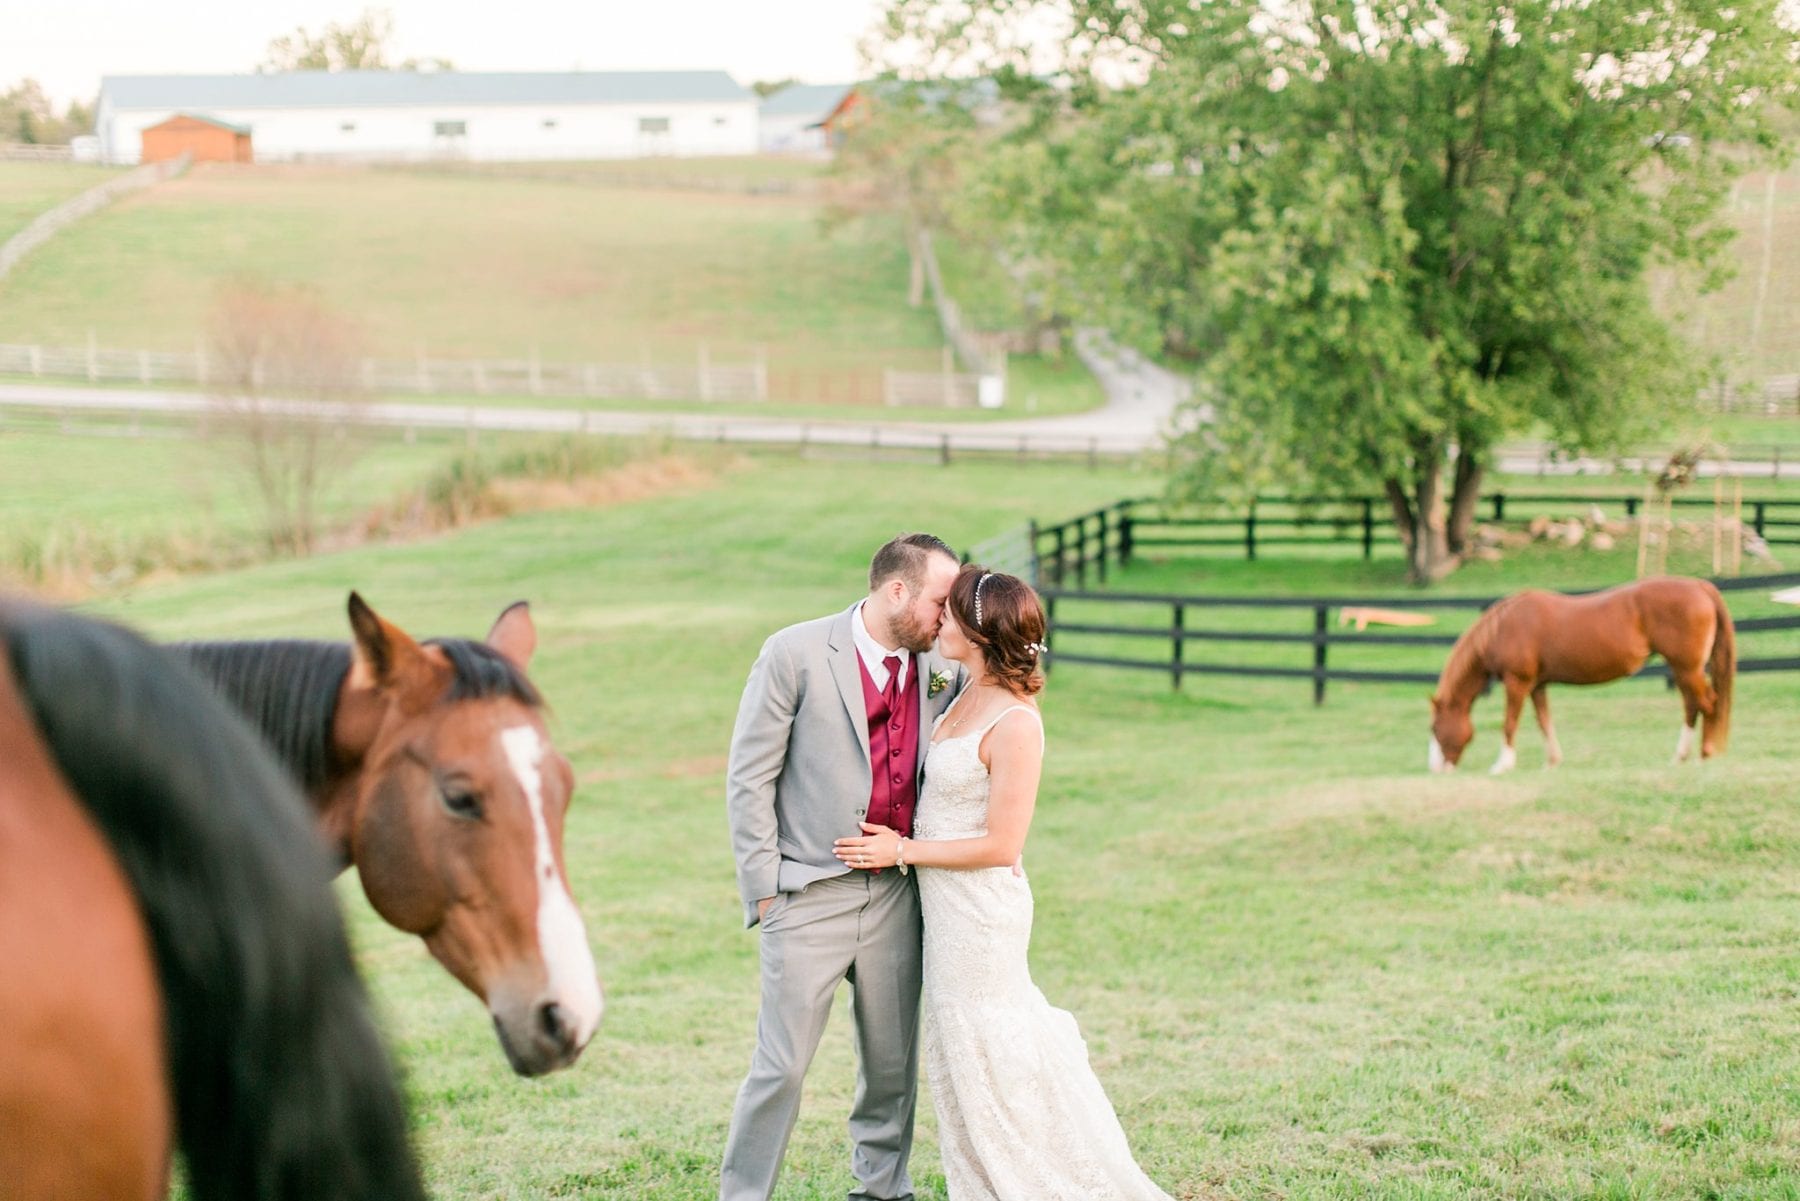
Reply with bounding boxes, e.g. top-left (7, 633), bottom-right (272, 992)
top-left (944, 683), bottom-right (999, 733)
